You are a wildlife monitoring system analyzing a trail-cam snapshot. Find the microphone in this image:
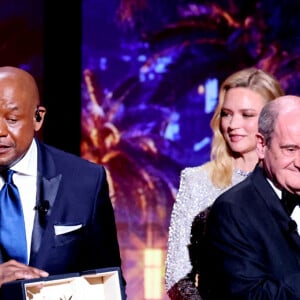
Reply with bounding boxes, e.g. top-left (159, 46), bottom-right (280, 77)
top-left (34, 200), bottom-right (50, 216)
top-left (288, 220), bottom-right (297, 233)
